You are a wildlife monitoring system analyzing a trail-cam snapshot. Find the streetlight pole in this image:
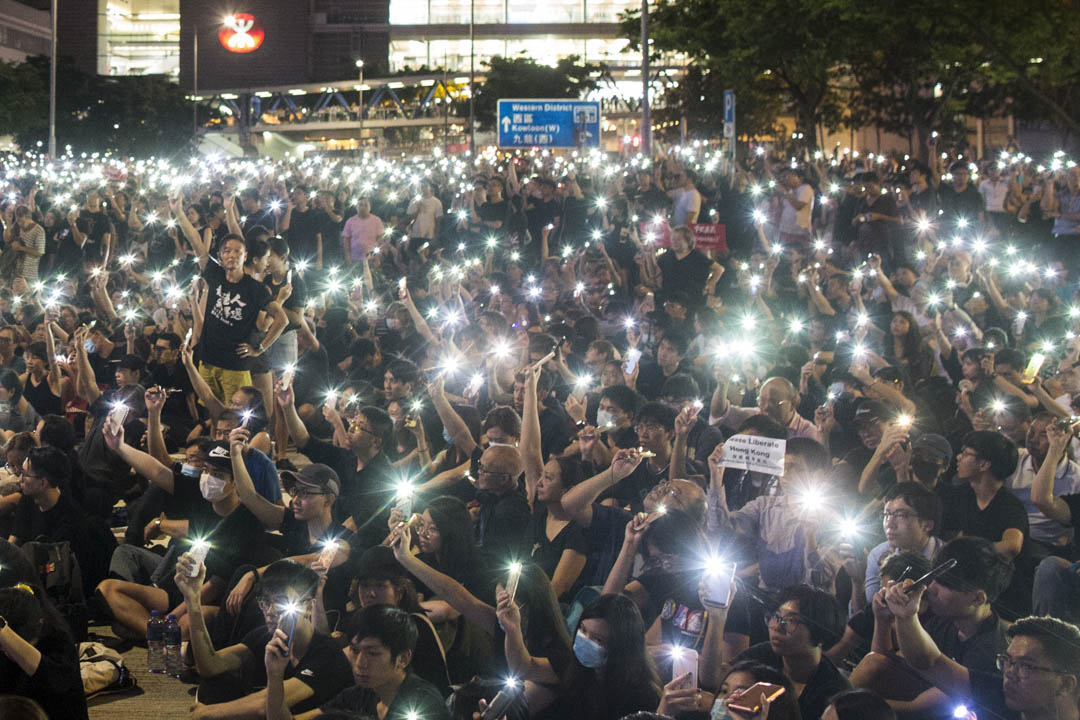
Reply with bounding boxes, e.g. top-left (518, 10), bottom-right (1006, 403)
top-left (640, 0), bottom-right (650, 158)
top-left (356, 59), bottom-right (365, 153)
top-left (48, 0), bottom-right (56, 158)
top-left (193, 23), bottom-right (199, 137)
top-left (468, 0), bottom-right (475, 154)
